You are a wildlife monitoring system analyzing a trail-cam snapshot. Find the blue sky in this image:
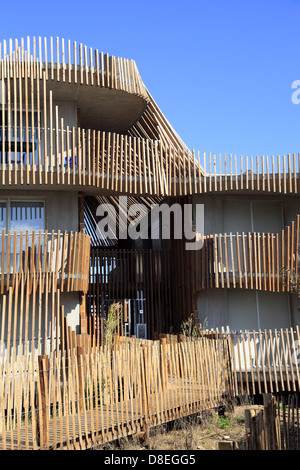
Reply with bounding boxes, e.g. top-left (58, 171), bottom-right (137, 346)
top-left (0, 0), bottom-right (300, 158)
